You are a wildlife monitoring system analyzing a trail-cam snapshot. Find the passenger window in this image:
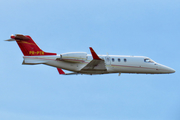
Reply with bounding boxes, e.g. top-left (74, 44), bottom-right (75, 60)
top-left (112, 58), bottom-right (114, 62)
top-left (124, 58), bottom-right (127, 62)
top-left (118, 58), bottom-right (120, 62)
